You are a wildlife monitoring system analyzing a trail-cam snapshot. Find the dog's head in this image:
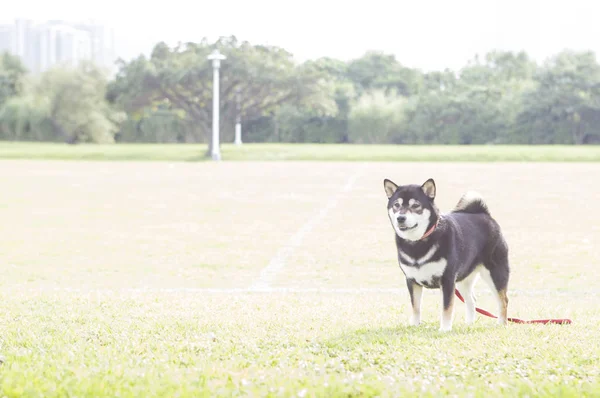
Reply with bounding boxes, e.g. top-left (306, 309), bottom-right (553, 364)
top-left (383, 178), bottom-right (439, 242)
